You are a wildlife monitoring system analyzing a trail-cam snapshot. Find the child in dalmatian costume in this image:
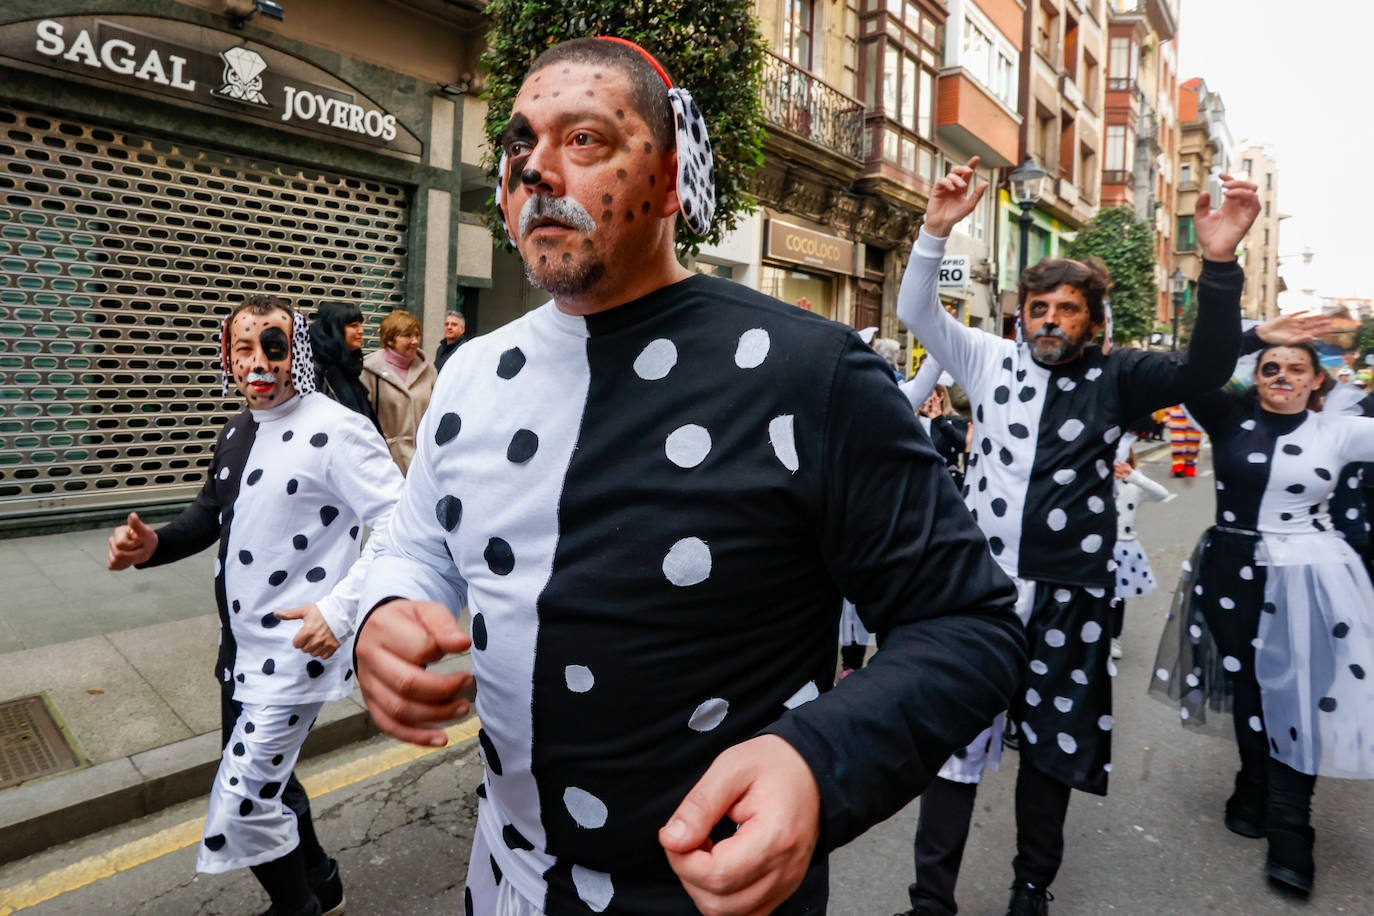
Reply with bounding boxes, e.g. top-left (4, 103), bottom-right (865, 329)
top-left (1107, 432), bottom-right (1171, 659)
top-left (896, 159), bottom-right (1256, 916)
top-left (357, 39), bottom-right (1025, 916)
top-left (107, 295), bottom-right (402, 916)
top-left (1150, 321), bottom-right (1374, 895)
